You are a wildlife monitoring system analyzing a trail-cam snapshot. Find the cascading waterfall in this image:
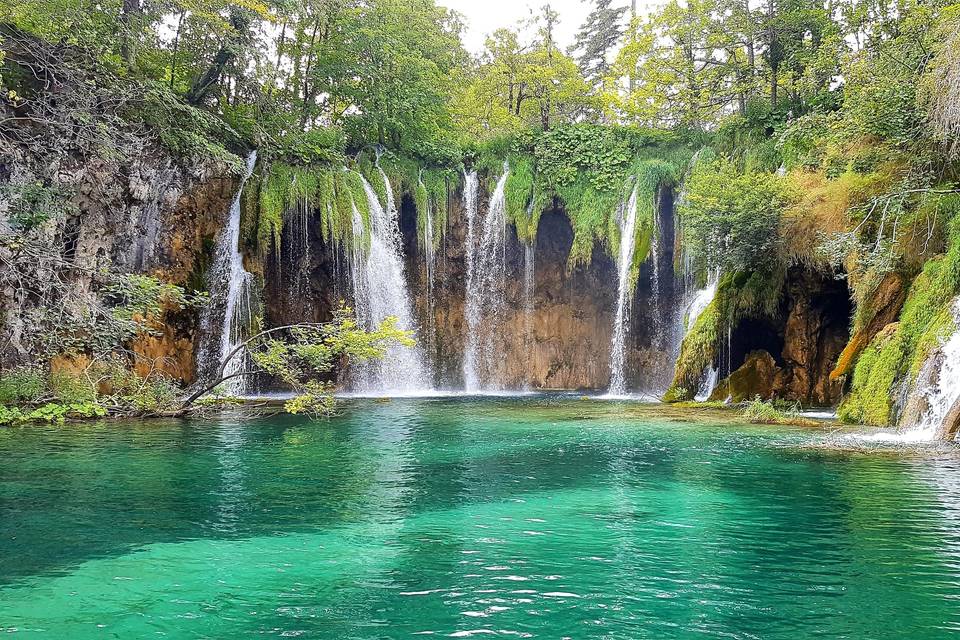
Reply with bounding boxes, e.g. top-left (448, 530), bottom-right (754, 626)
top-left (649, 212), bottom-right (662, 341)
top-left (348, 171), bottom-right (432, 393)
top-left (899, 298), bottom-right (960, 441)
top-left (463, 164), bottom-right (509, 391)
top-left (462, 169), bottom-right (480, 390)
top-left (196, 151), bottom-right (258, 394)
top-left (607, 179), bottom-right (640, 396)
top-left (684, 271), bottom-right (720, 400)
